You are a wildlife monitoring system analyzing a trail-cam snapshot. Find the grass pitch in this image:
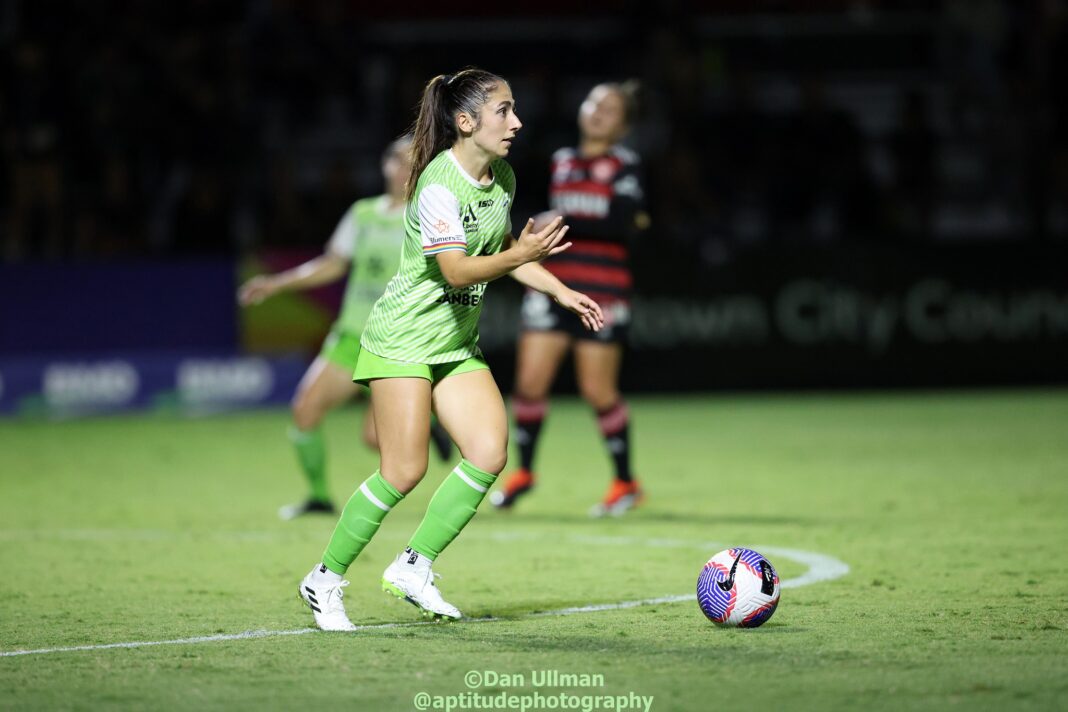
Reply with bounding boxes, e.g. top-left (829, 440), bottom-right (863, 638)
top-left (1, 389), bottom-right (1066, 711)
